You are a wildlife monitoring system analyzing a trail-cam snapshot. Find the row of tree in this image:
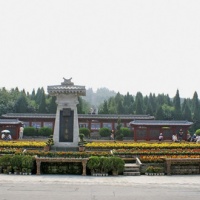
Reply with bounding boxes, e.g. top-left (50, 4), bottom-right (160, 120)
top-left (97, 90), bottom-right (200, 132)
top-left (1, 87), bottom-right (200, 131)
